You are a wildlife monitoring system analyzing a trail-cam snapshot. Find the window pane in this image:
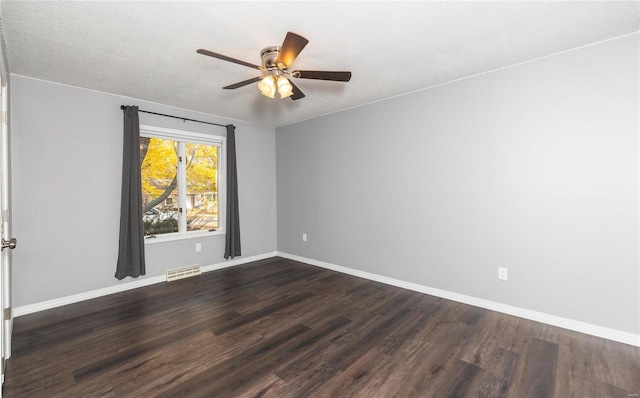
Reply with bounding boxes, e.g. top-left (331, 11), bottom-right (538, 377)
top-left (185, 143), bottom-right (218, 231)
top-left (140, 137), bottom-right (179, 235)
